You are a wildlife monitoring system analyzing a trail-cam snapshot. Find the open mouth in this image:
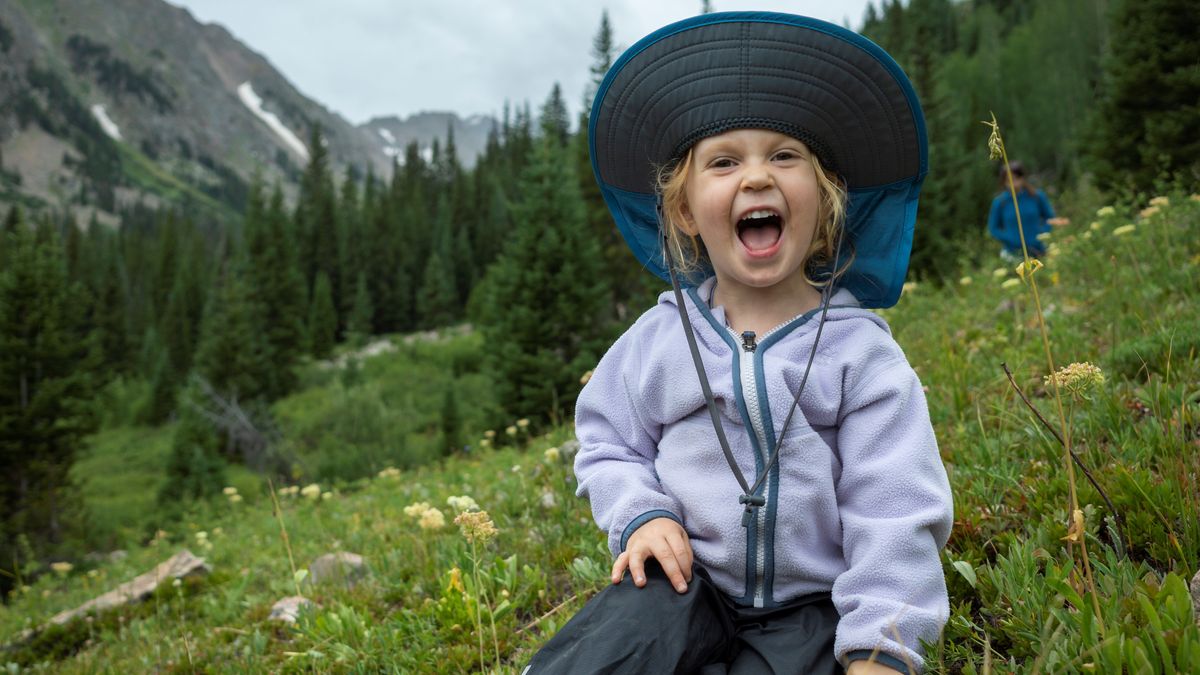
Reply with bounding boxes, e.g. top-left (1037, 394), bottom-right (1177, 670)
top-left (736, 209), bottom-right (783, 252)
